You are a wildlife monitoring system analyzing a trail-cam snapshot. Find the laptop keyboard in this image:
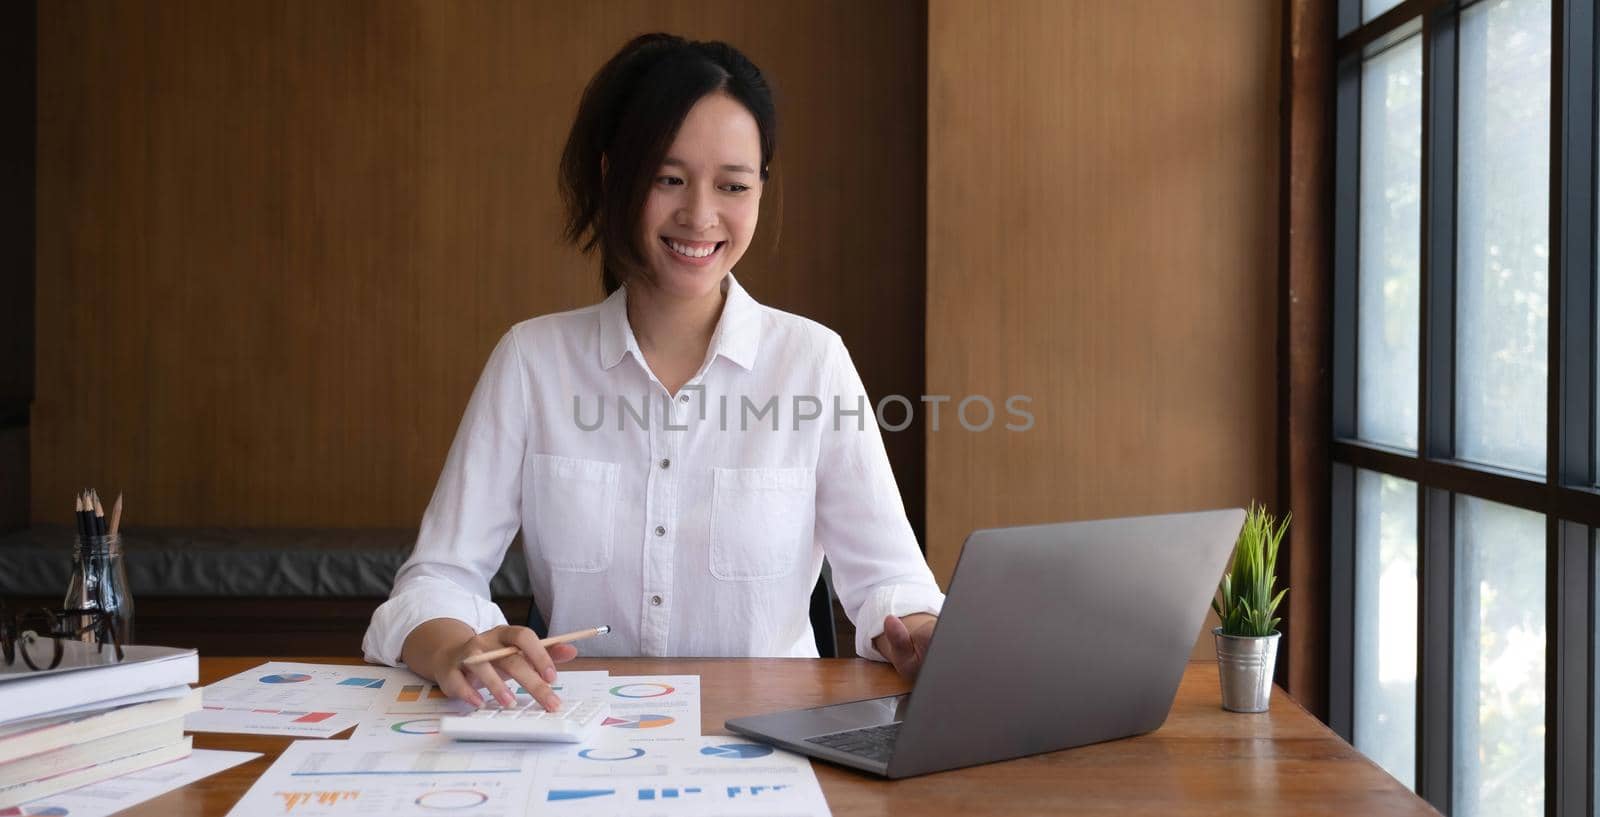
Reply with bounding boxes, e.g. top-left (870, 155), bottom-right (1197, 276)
top-left (804, 721), bottom-right (902, 764)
